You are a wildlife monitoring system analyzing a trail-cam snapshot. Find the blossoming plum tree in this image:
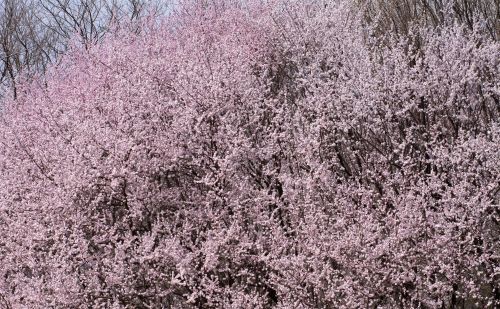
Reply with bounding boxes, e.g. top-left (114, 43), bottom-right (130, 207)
top-left (0, 0), bottom-right (498, 308)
